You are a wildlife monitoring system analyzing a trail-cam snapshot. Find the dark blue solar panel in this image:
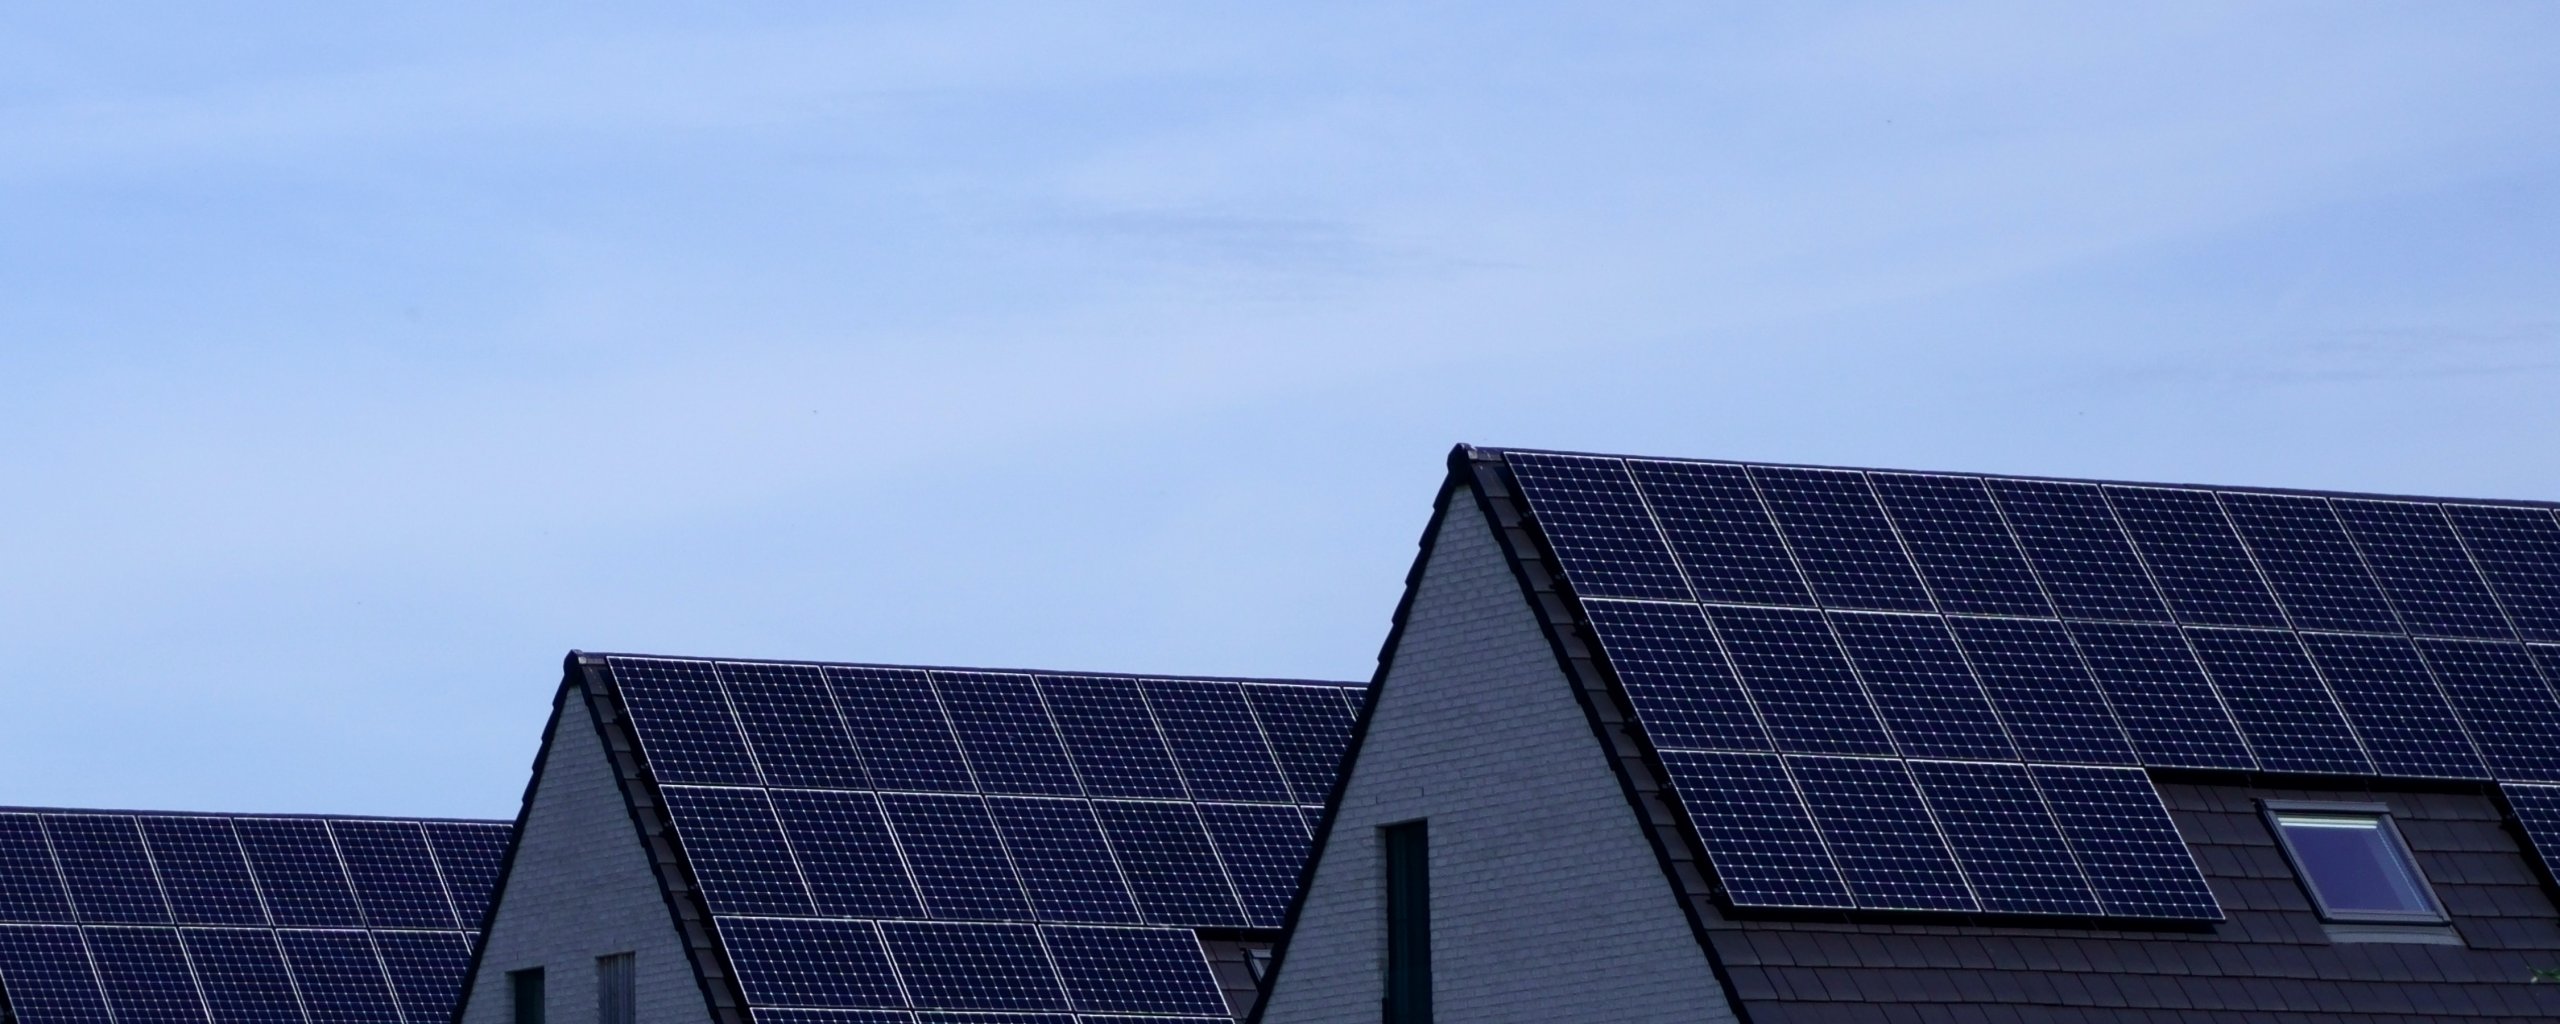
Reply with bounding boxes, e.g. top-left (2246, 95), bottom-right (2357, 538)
top-left (1654, 750), bottom-right (1850, 909)
top-left (2444, 504), bottom-right (2560, 641)
top-left (1702, 606), bottom-right (1894, 757)
top-left (1240, 684), bottom-right (1357, 805)
top-left (1580, 600), bottom-right (1769, 752)
top-left (2332, 499), bottom-right (2513, 639)
top-left (276, 929), bottom-right (398, 1024)
top-left (374, 929), bottom-right (469, 1024)
top-left (718, 918), bottom-right (904, 1009)
top-left (44, 815), bottom-right (168, 924)
top-left (85, 927), bottom-right (205, 1024)
top-left (2062, 621), bottom-right (2254, 770)
top-left (182, 928), bottom-right (301, 1024)
top-left (235, 818), bottom-right (363, 928)
top-left (660, 787), bottom-right (815, 916)
top-left (2105, 487), bottom-right (2286, 628)
top-left (824, 666), bottom-right (974, 793)
top-left (2183, 629), bottom-right (2372, 775)
top-left (1827, 613), bottom-right (2012, 761)
top-left (1504, 452), bottom-right (1693, 601)
top-left (1748, 467), bottom-right (1933, 612)
top-left (879, 794), bottom-right (1031, 921)
top-left (332, 821), bottom-right (456, 929)
top-left (1141, 680), bottom-right (1292, 803)
top-left (934, 672), bottom-right (1082, 798)
top-left (1037, 678), bottom-right (1187, 800)
top-left (0, 815), bottom-right (72, 923)
top-left (985, 798), bottom-right (1138, 925)
top-left (1984, 479), bottom-right (2172, 622)
top-left (768, 790), bottom-right (921, 919)
top-left (877, 921), bottom-right (1066, 1012)
top-left (608, 657), bottom-right (762, 786)
top-left (1945, 617), bottom-right (2136, 766)
top-left (2296, 633), bottom-right (2485, 780)
top-left (1090, 802), bottom-right (1242, 927)
top-left (2220, 493), bottom-right (2400, 633)
top-left (1624, 459), bottom-right (1812, 607)
top-left (419, 824), bottom-right (508, 930)
top-left (1040, 926), bottom-right (1229, 1016)
top-left (1196, 804), bottom-right (1309, 929)
top-left (0, 925), bottom-right (112, 1024)
top-left (2419, 640), bottom-right (2560, 782)
top-left (750, 1012), bottom-right (913, 1024)
top-left (2507, 784), bottom-right (2560, 875)
top-left (1870, 473), bottom-right (2052, 617)
top-left (2030, 765), bottom-right (2220, 920)
top-left (1906, 760), bottom-right (2099, 916)
top-left (139, 819), bottom-right (265, 927)
top-left (1786, 756), bottom-right (1974, 912)
top-left (721, 662), bottom-right (871, 790)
